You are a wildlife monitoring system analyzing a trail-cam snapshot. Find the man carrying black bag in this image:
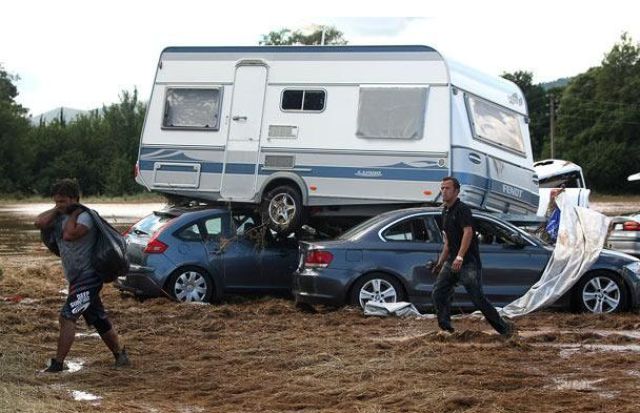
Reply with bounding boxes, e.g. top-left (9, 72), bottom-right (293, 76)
top-left (35, 178), bottom-right (129, 372)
